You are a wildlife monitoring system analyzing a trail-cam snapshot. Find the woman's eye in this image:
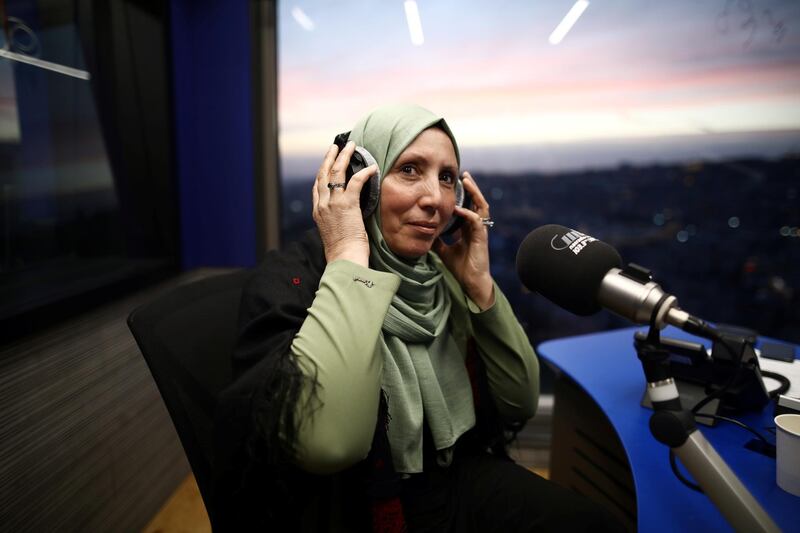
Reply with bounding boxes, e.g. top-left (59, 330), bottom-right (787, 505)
top-left (401, 164), bottom-right (415, 175)
top-left (440, 173), bottom-right (455, 185)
